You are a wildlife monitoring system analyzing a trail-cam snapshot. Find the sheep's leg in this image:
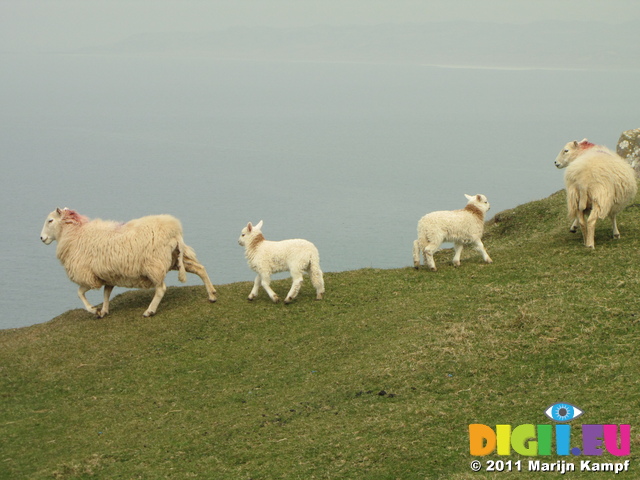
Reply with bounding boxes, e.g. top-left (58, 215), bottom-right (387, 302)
top-left (412, 240), bottom-right (421, 268)
top-left (77, 286), bottom-right (99, 315)
top-left (569, 218), bottom-right (579, 233)
top-left (260, 274), bottom-right (280, 303)
top-left (143, 282), bottom-right (167, 317)
top-left (284, 272), bottom-right (304, 304)
top-left (248, 275), bottom-right (261, 301)
top-left (577, 210), bottom-right (588, 245)
top-left (98, 285), bottom-right (114, 318)
top-left (611, 214), bottom-right (620, 239)
top-left (452, 243), bottom-right (464, 267)
top-left (184, 259), bottom-right (217, 302)
top-left (309, 264), bottom-right (325, 300)
top-left (474, 239), bottom-right (493, 264)
top-left (585, 207), bottom-right (600, 249)
top-left (423, 244), bottom-right (438, 271)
